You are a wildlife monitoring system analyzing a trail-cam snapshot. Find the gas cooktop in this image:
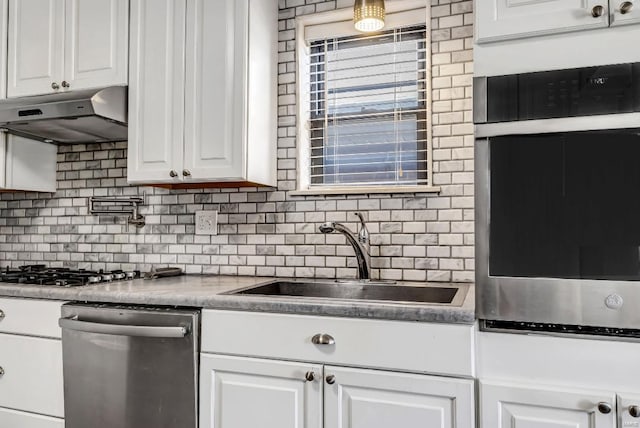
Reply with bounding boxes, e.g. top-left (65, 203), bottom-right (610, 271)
top-left (0, 265), bottom-right (140, 287)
